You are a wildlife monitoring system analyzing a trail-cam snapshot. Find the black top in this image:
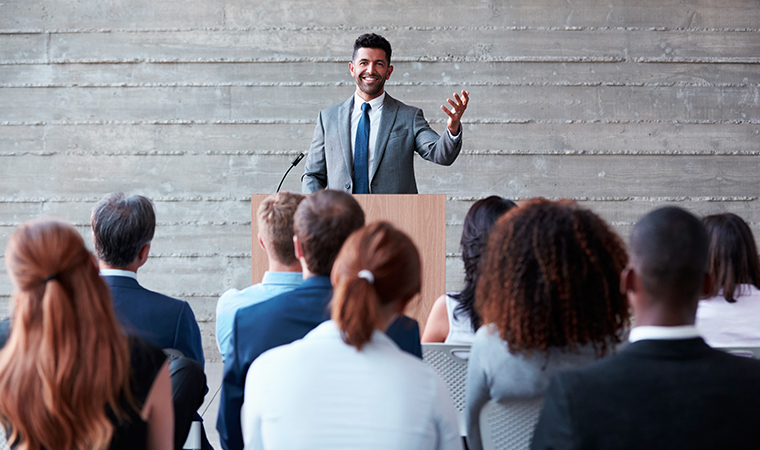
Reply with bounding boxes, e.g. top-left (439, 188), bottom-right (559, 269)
top-left (1, 334), bottom-right (166, 450)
